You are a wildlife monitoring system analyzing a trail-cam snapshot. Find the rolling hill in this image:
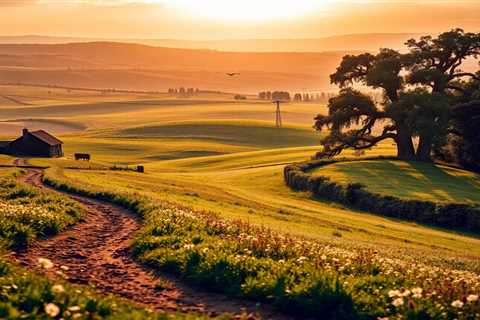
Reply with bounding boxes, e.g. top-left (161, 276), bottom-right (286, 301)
top-left (0, 33), bottom-right (421, 52)
top-left (0, 42), bottom-right (350, 92)
top-left (0, 38), bottom-right (477, 94)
